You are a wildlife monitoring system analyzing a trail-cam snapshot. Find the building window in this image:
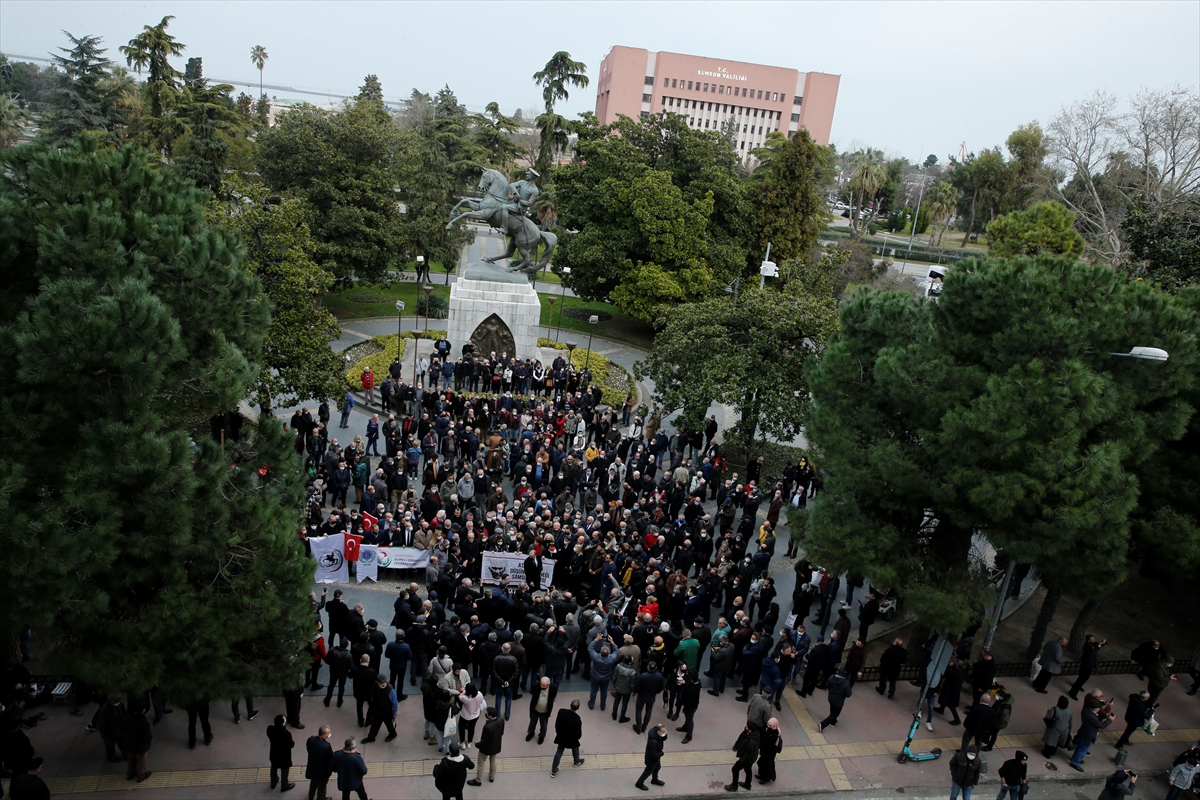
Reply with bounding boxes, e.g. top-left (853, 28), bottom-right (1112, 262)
top-left (791, 112), bottom-right (800, 122)
top-left (757, 90), bottom-right (763, 99)
top-left (643, 93), bottom-right (651, 103)
top-left (644, 76), bottom-right (654, 85)
top-left (739, 141), bottom-right (745, 150)
top-left (742, 124), bottom-right (747, 132)
top-left (689, 118), bottom-right (694, 126)
top-left (686, 81), bottom-right (692, 90)
top-left (794, 95), bottom-right (802, 105)
top-left (672, 79), bottom-right (678, 88)
top-left (640, 111), bottom-right (649, 118)
top-left (752, 109), bottom-right (758, 117)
